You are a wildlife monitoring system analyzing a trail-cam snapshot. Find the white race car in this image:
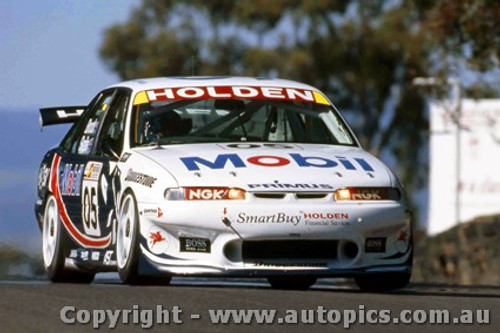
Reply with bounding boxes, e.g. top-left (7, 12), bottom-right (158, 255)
top-left (36, 77), bottom-right (413, 290)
